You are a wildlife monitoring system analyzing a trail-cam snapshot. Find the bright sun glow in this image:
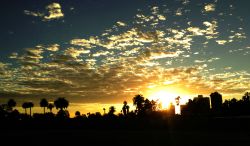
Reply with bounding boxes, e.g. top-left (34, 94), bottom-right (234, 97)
top-left (147, 87), bottom-right (191, 111)
top-left (148, 90), bottom-right (178, 109)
